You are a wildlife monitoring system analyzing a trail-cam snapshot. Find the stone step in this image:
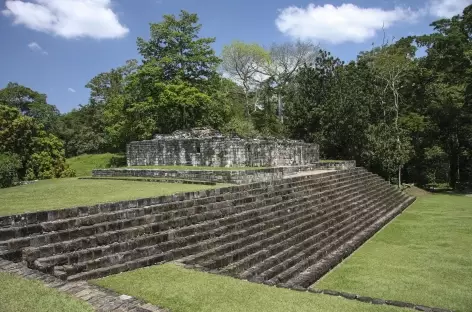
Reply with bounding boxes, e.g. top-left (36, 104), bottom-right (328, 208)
top-left (64, 177), bottom-right (397, 281)
top-left (284, 196), bottom-right (415, 288)
top-left (23, 171), bottom-right (369, 263)
top-left (266, 192), bottom-right (407, 285)
top-left (185, 178), bottom-right (385, 269)
top-left (62, 172), bottom-right (409, 282)
top-left (220, 182), bottom-right (391, 276)
top-left (205, 182), bottom-right (394, 273)
top-left (253, 187), bottom-right (402, 283)
top-left (1, 170), bottom-right (356, 239)
top-left (176, 175), bottom-right (381, 265)
top-left (9, 170), bottom-right (363, 252)
top-left (33, 173), bottom-right (376, 274)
